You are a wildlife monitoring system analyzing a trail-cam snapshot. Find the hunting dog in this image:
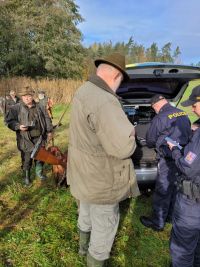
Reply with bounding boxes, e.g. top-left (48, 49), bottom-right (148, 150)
top-left (47, 146), bottom-right (68, 187)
